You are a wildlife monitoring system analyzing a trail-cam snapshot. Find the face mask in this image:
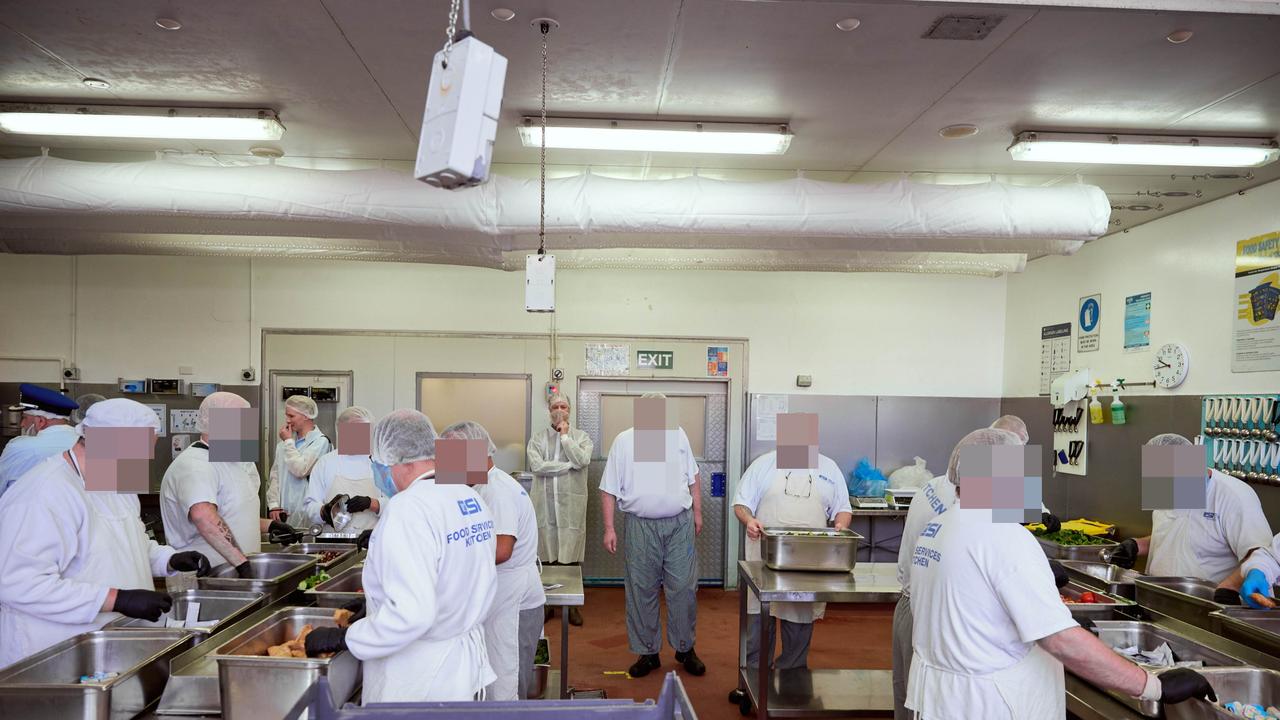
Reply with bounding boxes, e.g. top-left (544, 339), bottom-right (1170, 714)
top-left (372, 459), bottom-right (397, 498)
top-left (21, 423), bottom-right (38, 437)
